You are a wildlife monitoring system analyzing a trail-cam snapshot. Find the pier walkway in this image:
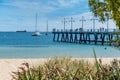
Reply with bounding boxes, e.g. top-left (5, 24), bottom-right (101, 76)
top-left (52, 29), bottom-right (120, 45)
